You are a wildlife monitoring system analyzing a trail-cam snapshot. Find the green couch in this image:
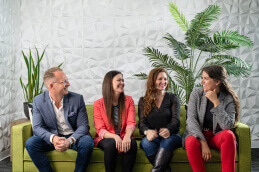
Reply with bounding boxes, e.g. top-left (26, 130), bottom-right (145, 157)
top-left (12, 105), bottom-right (251, 172)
